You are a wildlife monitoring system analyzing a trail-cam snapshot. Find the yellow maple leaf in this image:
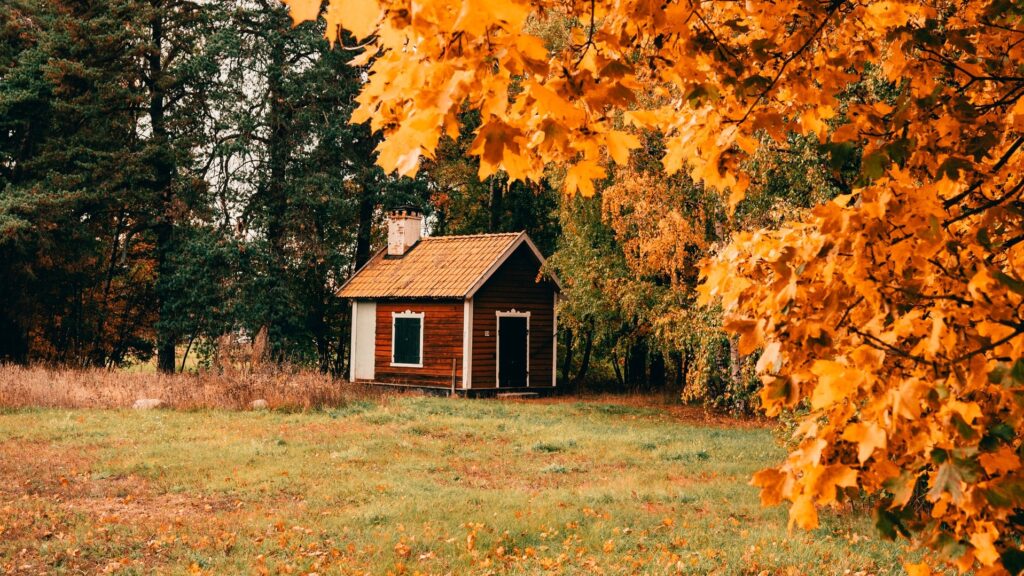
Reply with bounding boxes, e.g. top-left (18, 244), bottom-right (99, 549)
top-left (789, 494), bottom-right (818, 530)
top-left (814, 464), bottom-right (858, 505)
top-left (751, 467), bottom-right (787, 506)
top-left (281, 0), bottom-right (320, 24)
top-left (904, 562), bottom-right (932, 576)
top-left (606, 130), bottom-right (641, 165)
top-left (969, 525), bottom-right (1001, 566)
top-left (810, 361), bottom-right (863, 410)
top-left (979, 446), bottom-right (1021, 477)
top-left (564, 161), bottom-right (606, 197)
top-left (324, 0), bottom-right (381, 41)
top-left (841, 422), bottom-right (887, 464)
